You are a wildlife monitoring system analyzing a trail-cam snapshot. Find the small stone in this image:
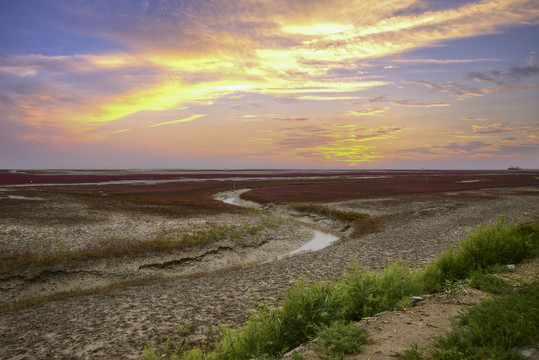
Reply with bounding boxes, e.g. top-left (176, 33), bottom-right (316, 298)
top-left (507, 264), bottom-right (516, 270)
top-left (375, 350), bottom-right (382, 354)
